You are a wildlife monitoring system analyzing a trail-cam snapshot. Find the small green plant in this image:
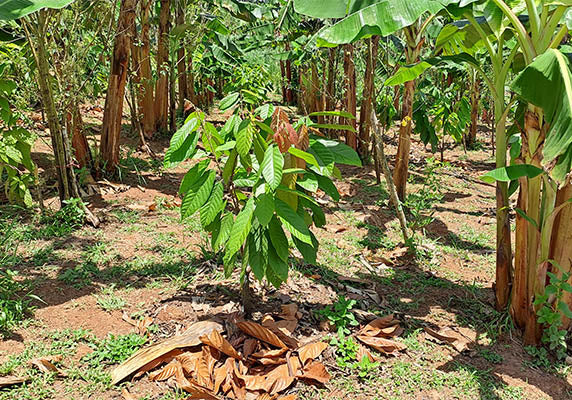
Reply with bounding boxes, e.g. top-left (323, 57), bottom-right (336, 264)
top-left (165, 104), bottom-right (360, 295)
top-left (317, 296), bottom-right (359, 336)
top-left (95, 286), bottom-right (127, 312)
top-left (83, 333), bottom-right (146, 367)
top-left (352, 354), bottom-right (381, 379)
top-left (479, 348), bottom-right (503, 364)
top-left (533, 260), bottom-right (572, 360)
top-left (404, 157), bottom-right (445, 233)
top-left (0, 269), bottom-right (40, 335)
top-left (330, 334), bottom-right (359, 368)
